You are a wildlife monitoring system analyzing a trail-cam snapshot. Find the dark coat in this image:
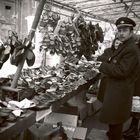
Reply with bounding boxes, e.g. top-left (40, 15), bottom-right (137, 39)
top-left (97, 36), bottom-right (140, 124)
top-left (134, 51), bottom-right (140, 96)
top-left (134, 73), bottom-right (140, 96)
top-left (134, 37), bottom-right (140, 96)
